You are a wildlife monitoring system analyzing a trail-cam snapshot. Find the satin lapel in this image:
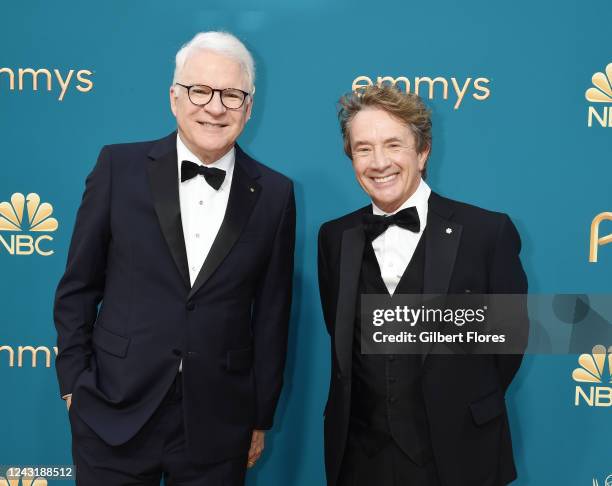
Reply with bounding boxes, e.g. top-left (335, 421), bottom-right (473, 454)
top-left (335, 225), bottom-right (365, 379)
top-left (421, 193), bottom-right (463, 361)
top-left (188, 160), bottom-right (260, 300)
top-left (146, 134), bottom-right (190, 289)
